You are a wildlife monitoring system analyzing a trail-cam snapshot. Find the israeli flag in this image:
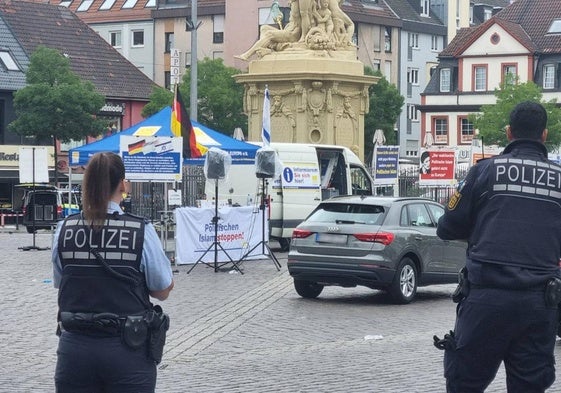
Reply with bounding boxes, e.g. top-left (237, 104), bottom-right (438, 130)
top-left (262, 87), bottom-right (271, 146)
